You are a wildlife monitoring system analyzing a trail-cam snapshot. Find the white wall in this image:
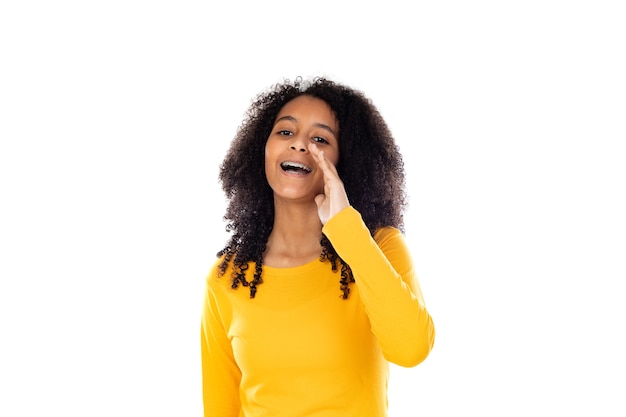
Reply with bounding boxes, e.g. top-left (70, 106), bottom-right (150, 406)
top-left (1, 1), bottom-right (624, 416)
